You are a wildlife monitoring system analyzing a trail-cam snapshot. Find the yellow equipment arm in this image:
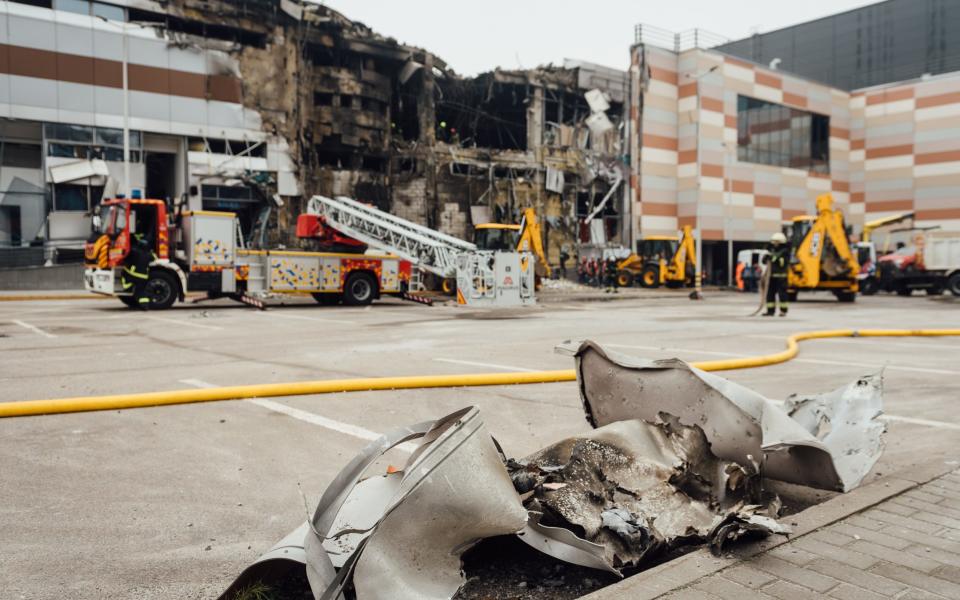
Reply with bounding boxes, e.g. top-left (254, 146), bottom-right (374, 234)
top-left (791, 193), bottom-right (859, 288)
top-left (862, 212), bottom-right (914, 242)
top-left (518, 207), bottom-right (552, 277)
top-left (670, 225), bottom-right (696, 276)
